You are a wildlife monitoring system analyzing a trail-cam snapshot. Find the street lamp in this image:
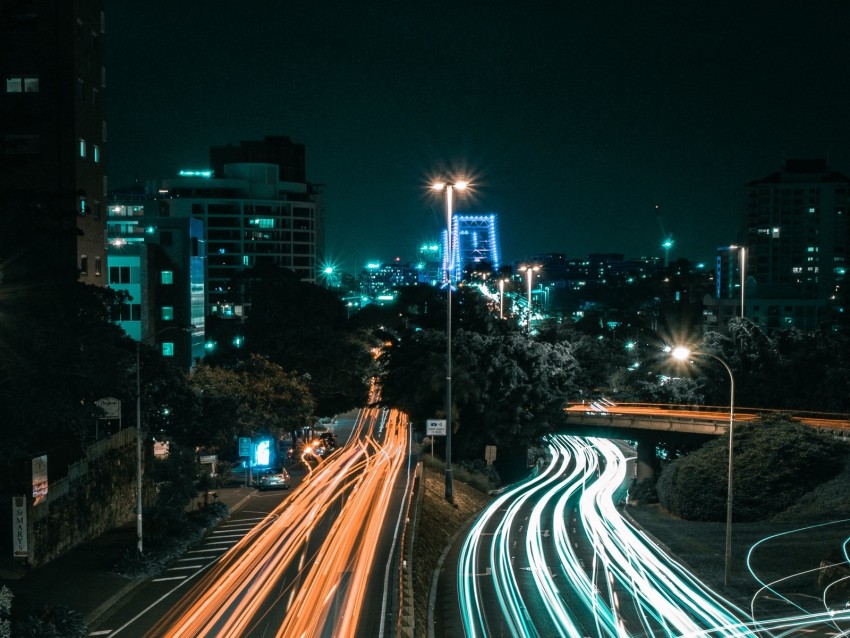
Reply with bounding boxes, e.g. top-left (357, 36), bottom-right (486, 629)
top-left (670, 345), bottom-right (735, 587)
top-left (729, 245), bottom-right (746, 318)
top-left (432, 178), bottom-right (468, 503)
top-left (135, 324), bottom-right (194, 554)
top-left (518, 265), bottom-right (540, 333)
top-left (498, 278), bottom-right (507, 320)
